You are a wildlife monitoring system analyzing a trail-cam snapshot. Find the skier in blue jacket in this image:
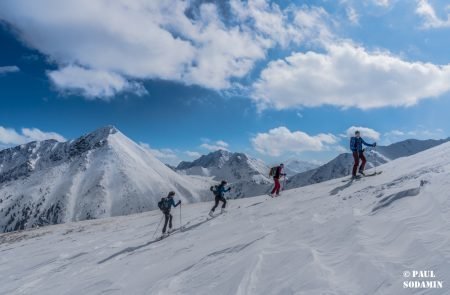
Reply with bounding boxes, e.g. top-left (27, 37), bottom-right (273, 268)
top-left (350, 130), bottom-right (376, 178)
top-left (209, 180), bottom-right (231, 217)
top-left (158, 191), bottom-right (181, 235)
